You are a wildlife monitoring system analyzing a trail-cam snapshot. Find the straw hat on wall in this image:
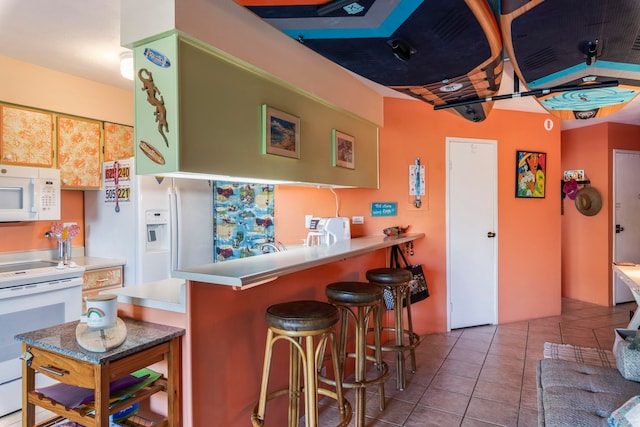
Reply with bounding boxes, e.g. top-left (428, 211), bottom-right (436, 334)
top-left (575, 187), bottom-right (602, 216)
